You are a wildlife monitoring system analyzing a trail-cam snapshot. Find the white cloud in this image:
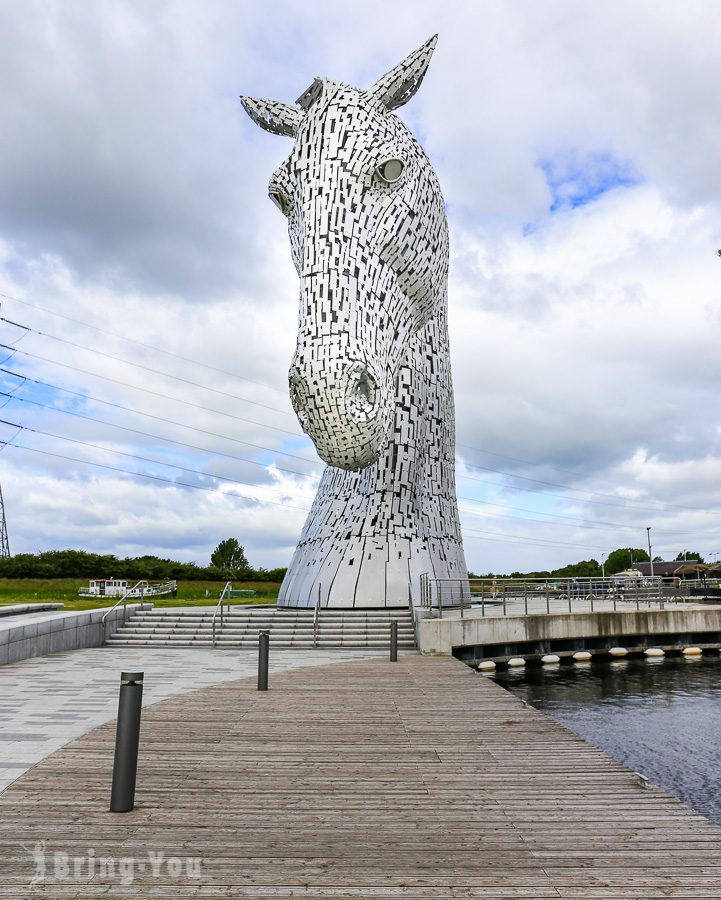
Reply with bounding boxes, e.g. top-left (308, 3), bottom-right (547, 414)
top-left (1, 0), bottom-right (721, 573)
